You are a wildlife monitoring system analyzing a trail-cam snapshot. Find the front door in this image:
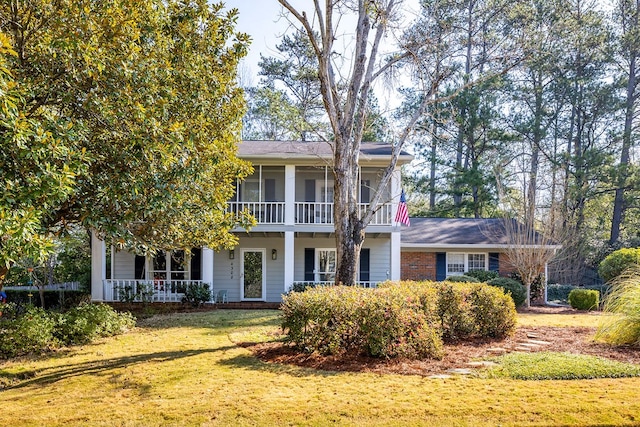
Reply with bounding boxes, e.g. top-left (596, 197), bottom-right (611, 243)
top-left (241, 249), bottom-right (266, 301)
